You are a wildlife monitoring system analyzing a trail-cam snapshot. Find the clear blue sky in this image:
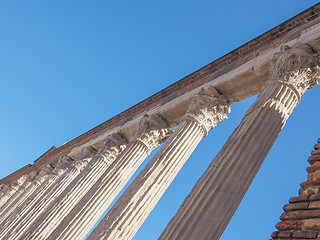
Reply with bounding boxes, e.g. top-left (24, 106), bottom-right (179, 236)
top-left (0, 1), bottom-right (319, 239)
